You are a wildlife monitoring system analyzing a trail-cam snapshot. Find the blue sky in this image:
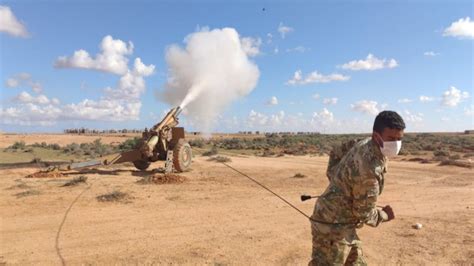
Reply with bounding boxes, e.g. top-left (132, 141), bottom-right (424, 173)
top-left (1, 0), bottom-right (473, 133)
